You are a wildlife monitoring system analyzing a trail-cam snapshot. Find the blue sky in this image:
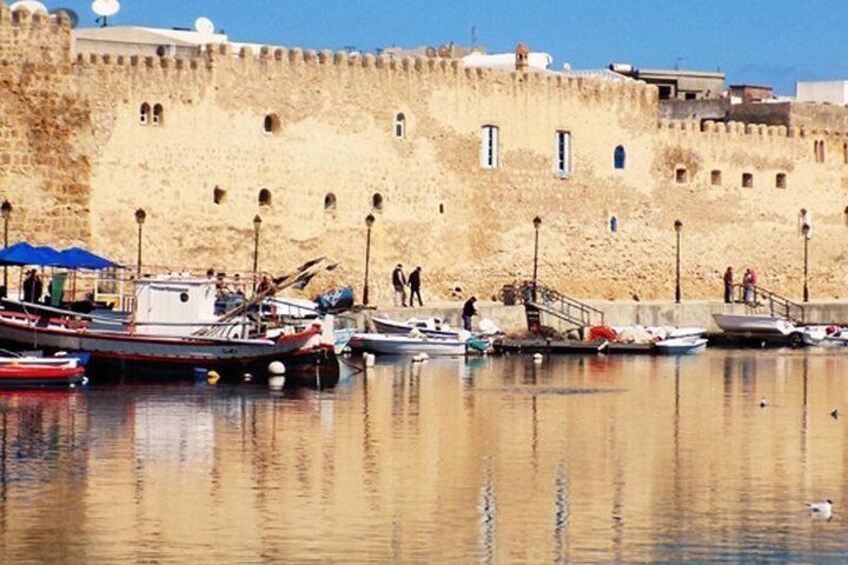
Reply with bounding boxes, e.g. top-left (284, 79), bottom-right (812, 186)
top-left (48, 0), bottom-right (848, 94)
